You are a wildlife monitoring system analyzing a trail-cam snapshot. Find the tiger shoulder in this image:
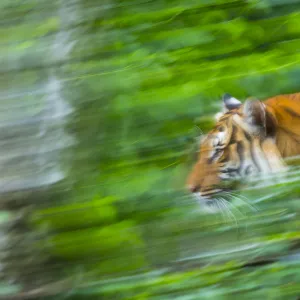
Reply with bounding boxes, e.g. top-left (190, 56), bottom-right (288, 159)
top-left (263, 92), bottom-right (300, 158)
